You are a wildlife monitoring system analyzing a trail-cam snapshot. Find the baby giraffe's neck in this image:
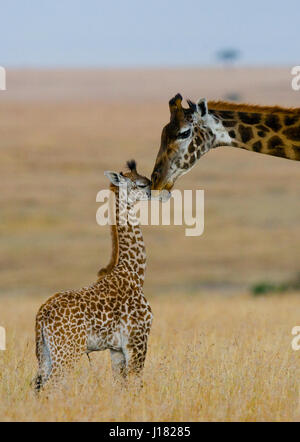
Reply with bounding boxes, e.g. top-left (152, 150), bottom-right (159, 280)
top-left (209, 102), bottom-right (300, 161)
top-left (98, 185), bottom-right (146, 286)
